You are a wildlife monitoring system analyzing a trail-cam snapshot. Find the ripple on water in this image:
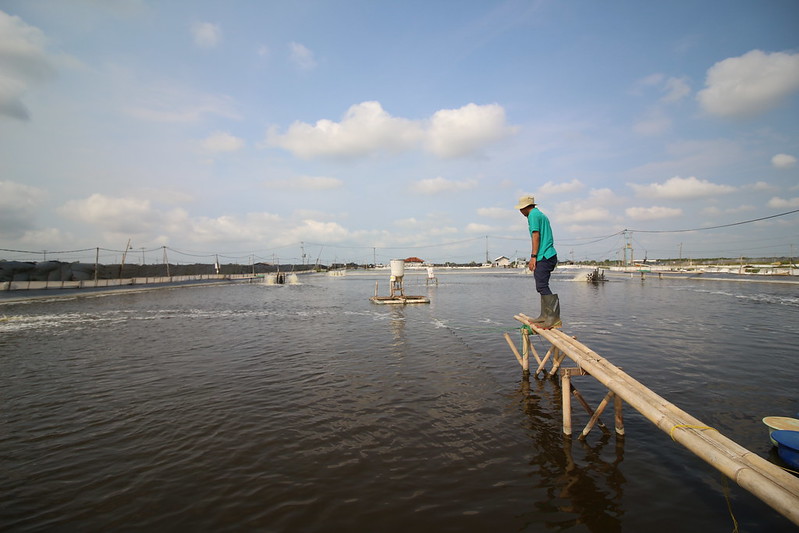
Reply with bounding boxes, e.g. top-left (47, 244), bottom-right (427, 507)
top-left (1, 276), bottom-right (797, 532)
